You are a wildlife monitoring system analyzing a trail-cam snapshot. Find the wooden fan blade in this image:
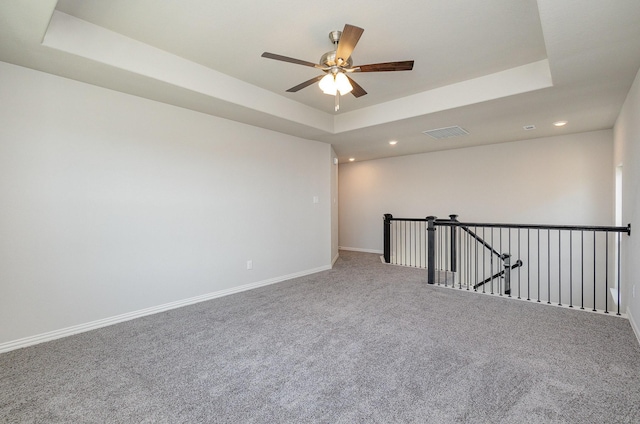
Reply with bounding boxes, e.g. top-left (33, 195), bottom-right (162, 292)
top-left (262, 52), bottom-right (322, 68)
top-left (335, 24), bottom-right (364, 66)
top-left (356, 60), bottom-right (414, 72)
top-left (286, 75), bottom-right (324, 92)
top-left (346, 76), bottom-right (367, 98)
